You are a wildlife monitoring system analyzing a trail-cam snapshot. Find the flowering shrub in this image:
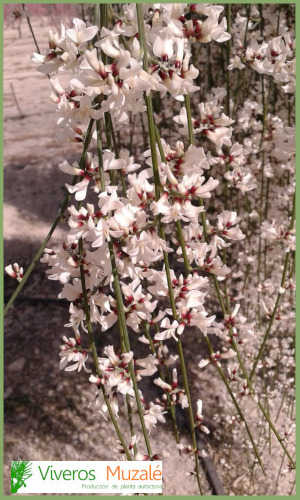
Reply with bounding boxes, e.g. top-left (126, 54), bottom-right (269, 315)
top-left (5, 3), bottom-right (295, 495)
